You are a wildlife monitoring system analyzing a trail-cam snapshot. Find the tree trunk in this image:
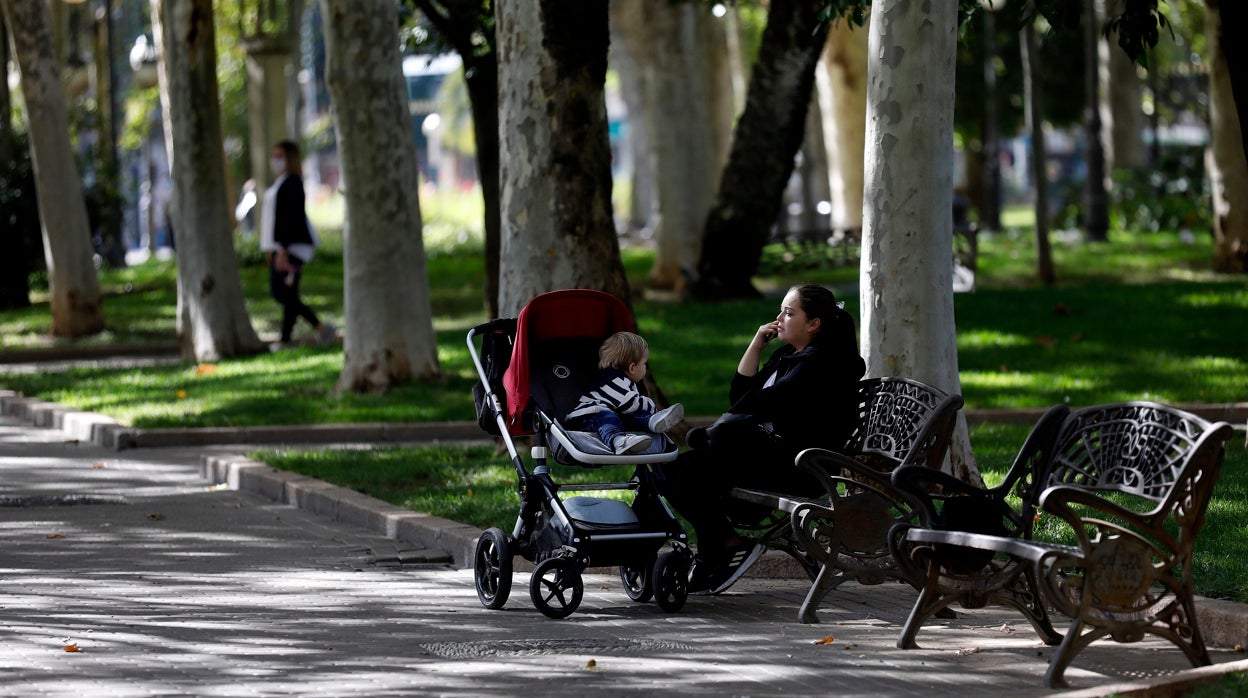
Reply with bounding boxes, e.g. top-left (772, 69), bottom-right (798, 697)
top-left (321, 0), bottom-right (441, 392)
top-left (861, 0), bottom-right (977, 483)
top-left (0, 14), bottom-right (30, 311)
top-left (1082, 0), bottom-right (1108, 242)
top-left (151, 0), bottom-right (262, 360)
top-left (1021, 20), bottom-right (1056, 286)
top-left (701, 7), bottom-right (737, 178)
top-left (820, 19), bottom-right (868, 231)
top-left (2, 0), bottom-right (104, 337)
top-left (624, 0), bottom-right (715, 295)
top-left (609, 2), bottom-right (655, 235)
top-left (1100, 0), bottom-right (1145, 172)
top-left (494, 0), bottom-right (630, 317)
top-left (412, 0), bottom-right (503, 319)
top-left (979, 7), bottom-right (1002, 232)
top-left (1205, 0), bottom-right (1248, 273)
top-left (1208, 0), bottom-right (1248, 169)
top-left (690, 0), bottom-right (829, 300)
top-left (799, 91), bottom-right (832, 234)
